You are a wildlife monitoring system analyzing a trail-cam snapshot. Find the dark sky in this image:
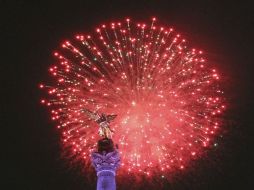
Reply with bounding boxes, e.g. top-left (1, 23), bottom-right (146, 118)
top-left (2, 0), bottom-right (254, 189)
